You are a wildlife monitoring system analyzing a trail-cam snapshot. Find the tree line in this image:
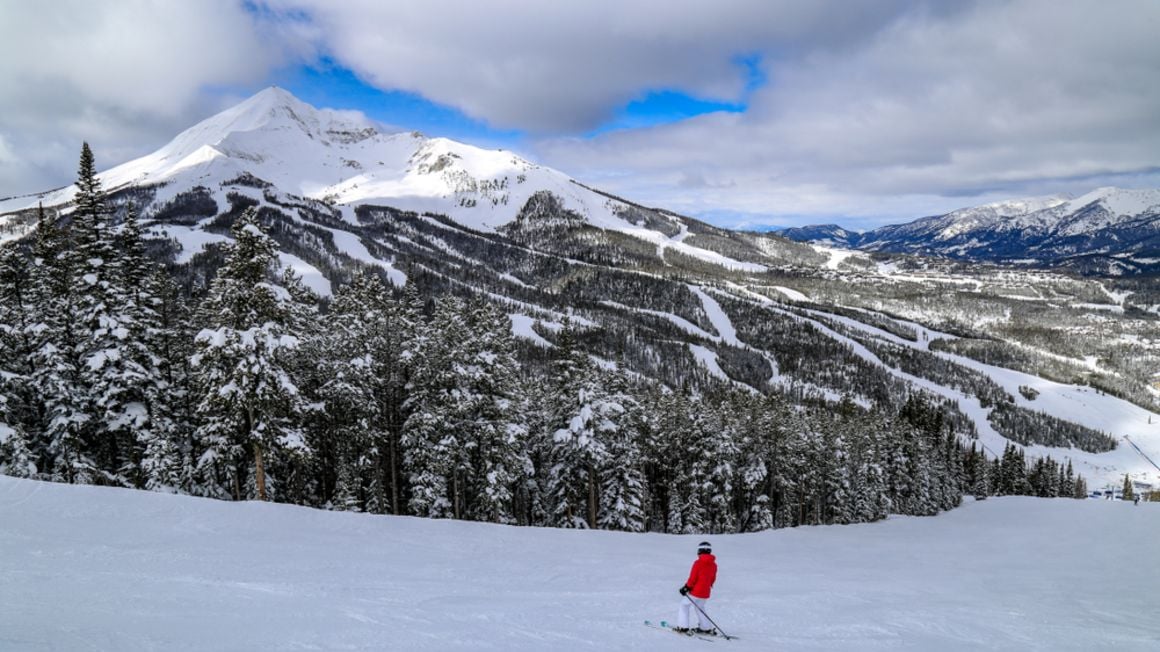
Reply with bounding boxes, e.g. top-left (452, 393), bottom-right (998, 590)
top-left (0, 144), bottom-right (1090, 534)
